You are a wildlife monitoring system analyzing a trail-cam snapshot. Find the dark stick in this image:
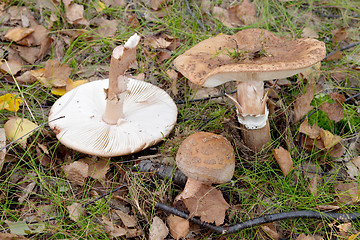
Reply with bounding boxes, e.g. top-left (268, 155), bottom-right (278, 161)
top-left (155, 203), bottom-right (360, 235)
top-left (184, 0), bottom-right (206, 31)
top-left (323, 42), bottom-right (360, 61)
